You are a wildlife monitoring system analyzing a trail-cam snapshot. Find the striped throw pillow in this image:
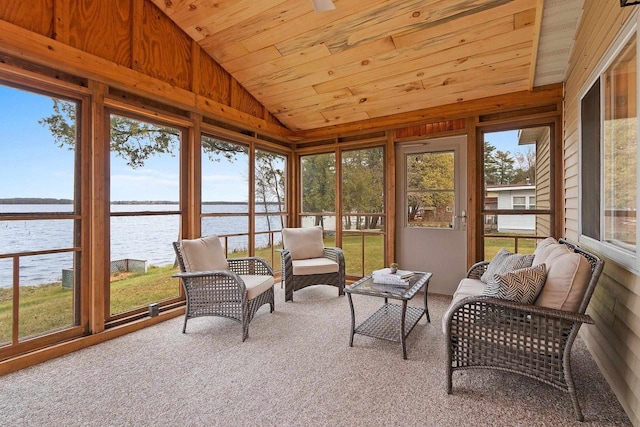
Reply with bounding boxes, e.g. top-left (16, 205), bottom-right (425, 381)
top-left (480, 248), bottom-right (535, 283)
top-left (483, 264), bottom-right (547, 304)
